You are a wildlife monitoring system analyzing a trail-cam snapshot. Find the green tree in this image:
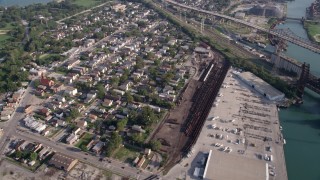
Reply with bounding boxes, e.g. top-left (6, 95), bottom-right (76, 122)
top-left (149, 140), bottom-right (161, 151)
top-left (70, 108), bottom-right (80, 119)
top-left (96, 83), bottom-right (106, 99)
top-left (125, 93), bottom-right (134, 103)
top-left (80, 144), bottom-right (88, 152)
top-left (117, 118), bottom-right (128, 131)
top-left (110, 77), bottom-right (119, 87)
top-left (30, 152), bottom-right (38, 161)
top-left (15, 150), bottom-right (22, 159)
top-left (106, 132), bottom-right (123, 157)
